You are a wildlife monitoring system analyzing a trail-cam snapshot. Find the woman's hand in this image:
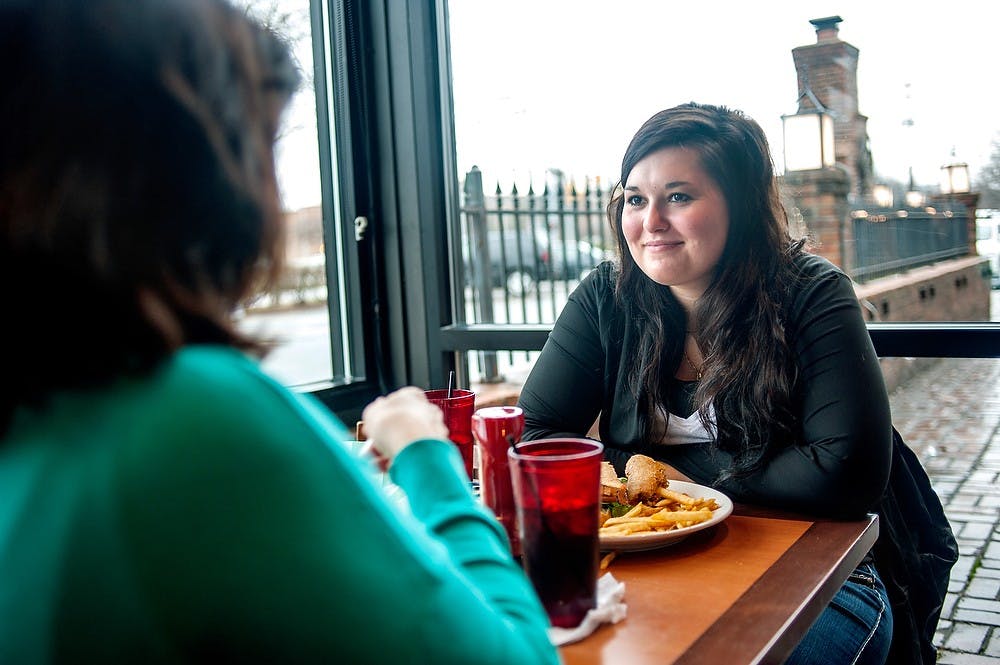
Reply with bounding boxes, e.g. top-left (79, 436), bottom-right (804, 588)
top-left (361, 387), bottom-right (449, 463)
